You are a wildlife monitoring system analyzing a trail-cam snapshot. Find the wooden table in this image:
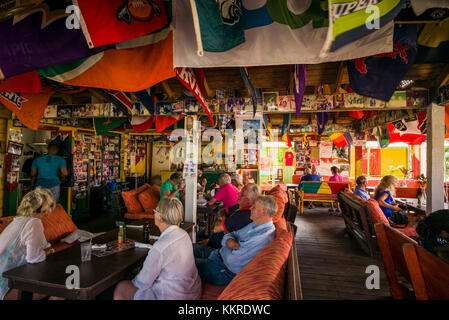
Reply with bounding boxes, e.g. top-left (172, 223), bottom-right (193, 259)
top-left (396, 198), bottom-right (427, 215)
top-left (3, 221), bottom-right (194, 300)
